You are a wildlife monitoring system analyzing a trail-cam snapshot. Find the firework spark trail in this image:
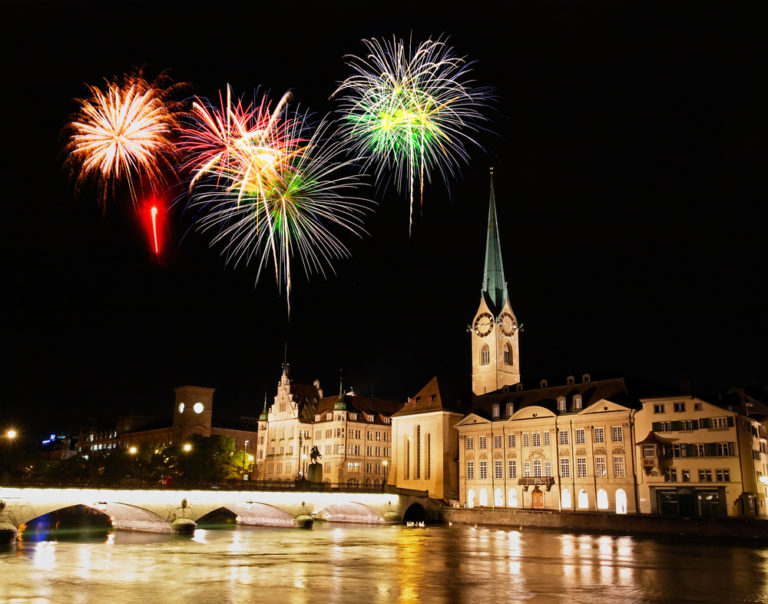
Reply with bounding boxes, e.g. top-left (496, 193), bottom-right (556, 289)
top-left (180, 87), bottom-right (372, 313)
top-left (333, 35), bottom-right (493, 235)
top-left (66, 71), bottom-right (182, 209)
